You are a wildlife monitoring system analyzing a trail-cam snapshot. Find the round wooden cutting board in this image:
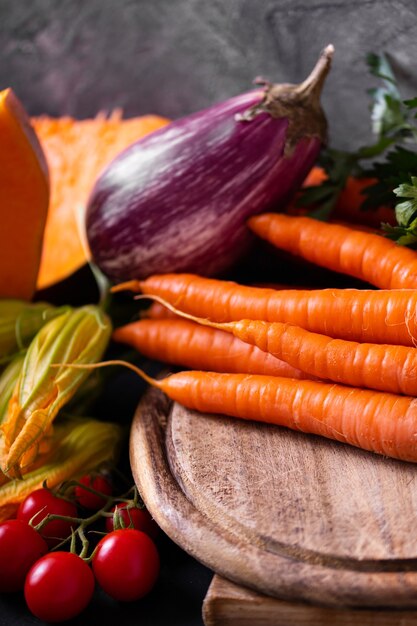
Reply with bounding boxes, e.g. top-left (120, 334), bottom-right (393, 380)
top-left (130, 386), bottom-right (417, 609)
